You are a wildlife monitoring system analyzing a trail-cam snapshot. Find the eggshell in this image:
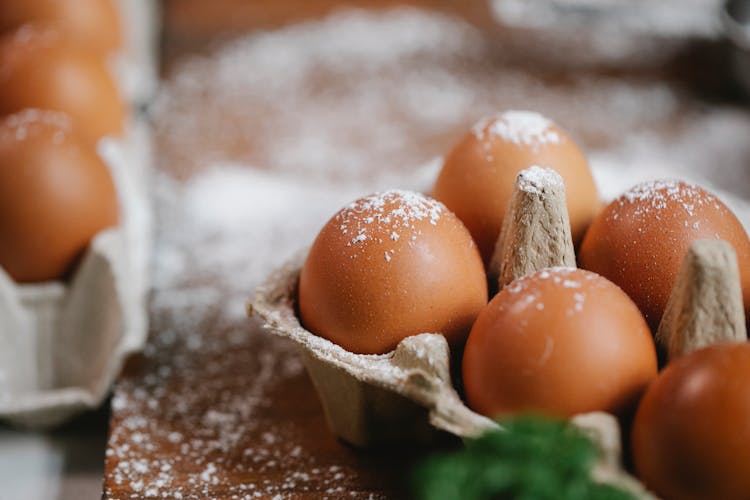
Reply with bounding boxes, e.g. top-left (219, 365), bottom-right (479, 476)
top-left (0, 0), bottom-right (122, 56)
top-left (0, 109), bottom-right (119, 283)
top-left (298, 190), bottom-right (488, 355)
top-left (0, 25), bottom-right (126, 145)
top-left (632, 342), bottom-right (750, 500)
top-left (462, 267), bottom-right (657, 419)
top-left (433, 110), bottom-right (600, 264)
top-left (579, 179), bottom-right (750, 331)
